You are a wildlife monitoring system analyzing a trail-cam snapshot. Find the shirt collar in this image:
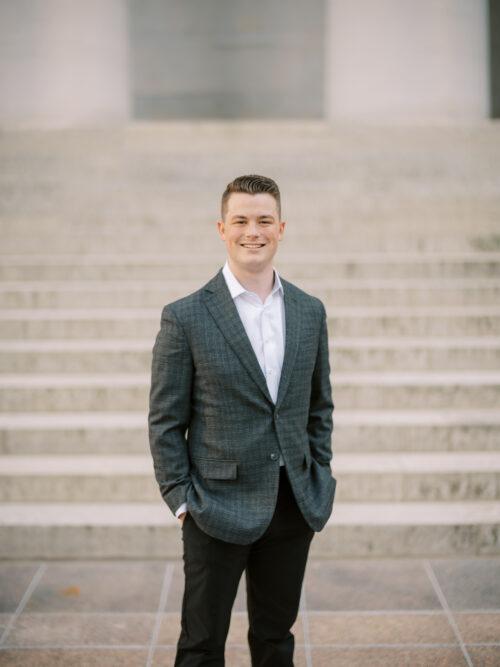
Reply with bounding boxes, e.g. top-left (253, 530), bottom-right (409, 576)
top-left (222, 259), bottom-right (283, 300)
